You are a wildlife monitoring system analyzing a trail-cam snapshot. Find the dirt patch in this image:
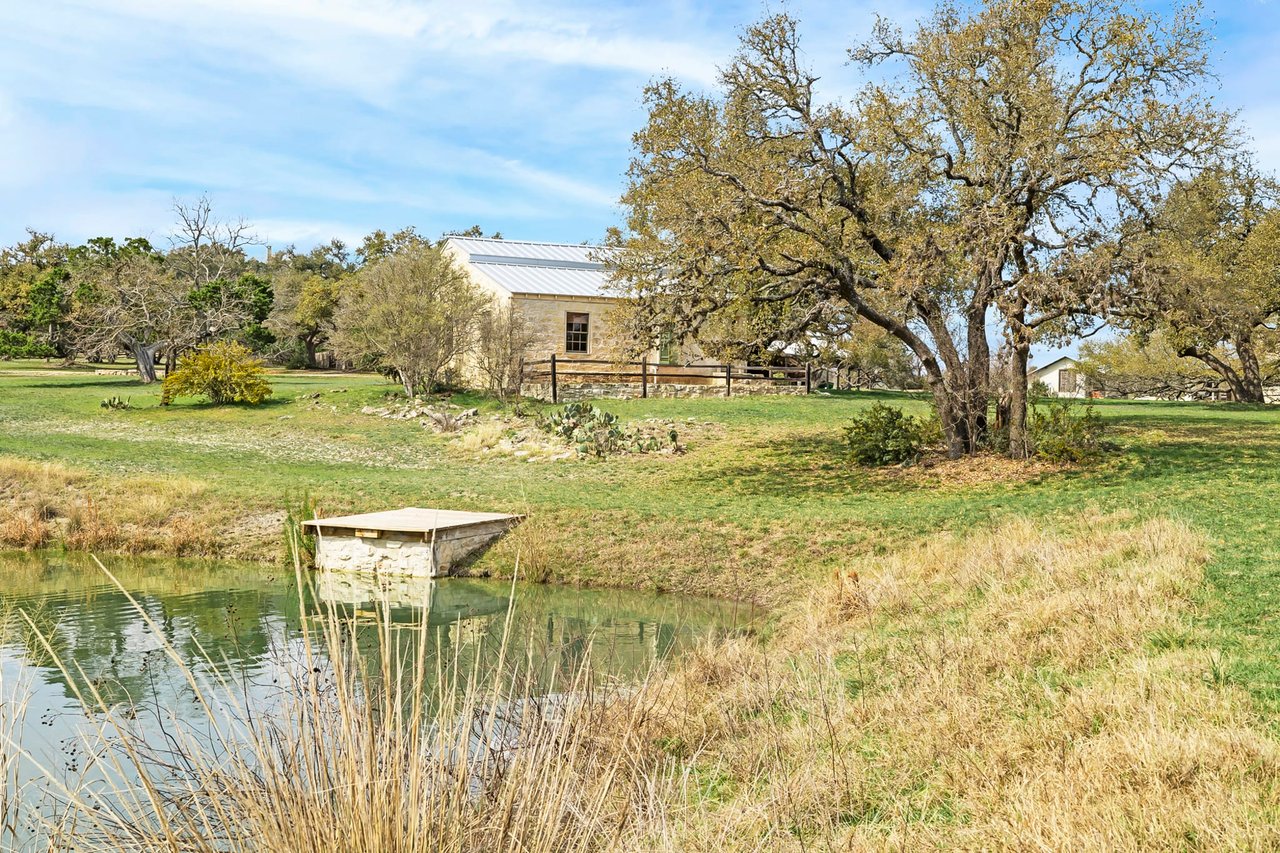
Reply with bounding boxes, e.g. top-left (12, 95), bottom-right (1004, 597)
top-left (874, 451), bottom-right (1072, 487)
top-left (219, 510), bottom-right (288, 560)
